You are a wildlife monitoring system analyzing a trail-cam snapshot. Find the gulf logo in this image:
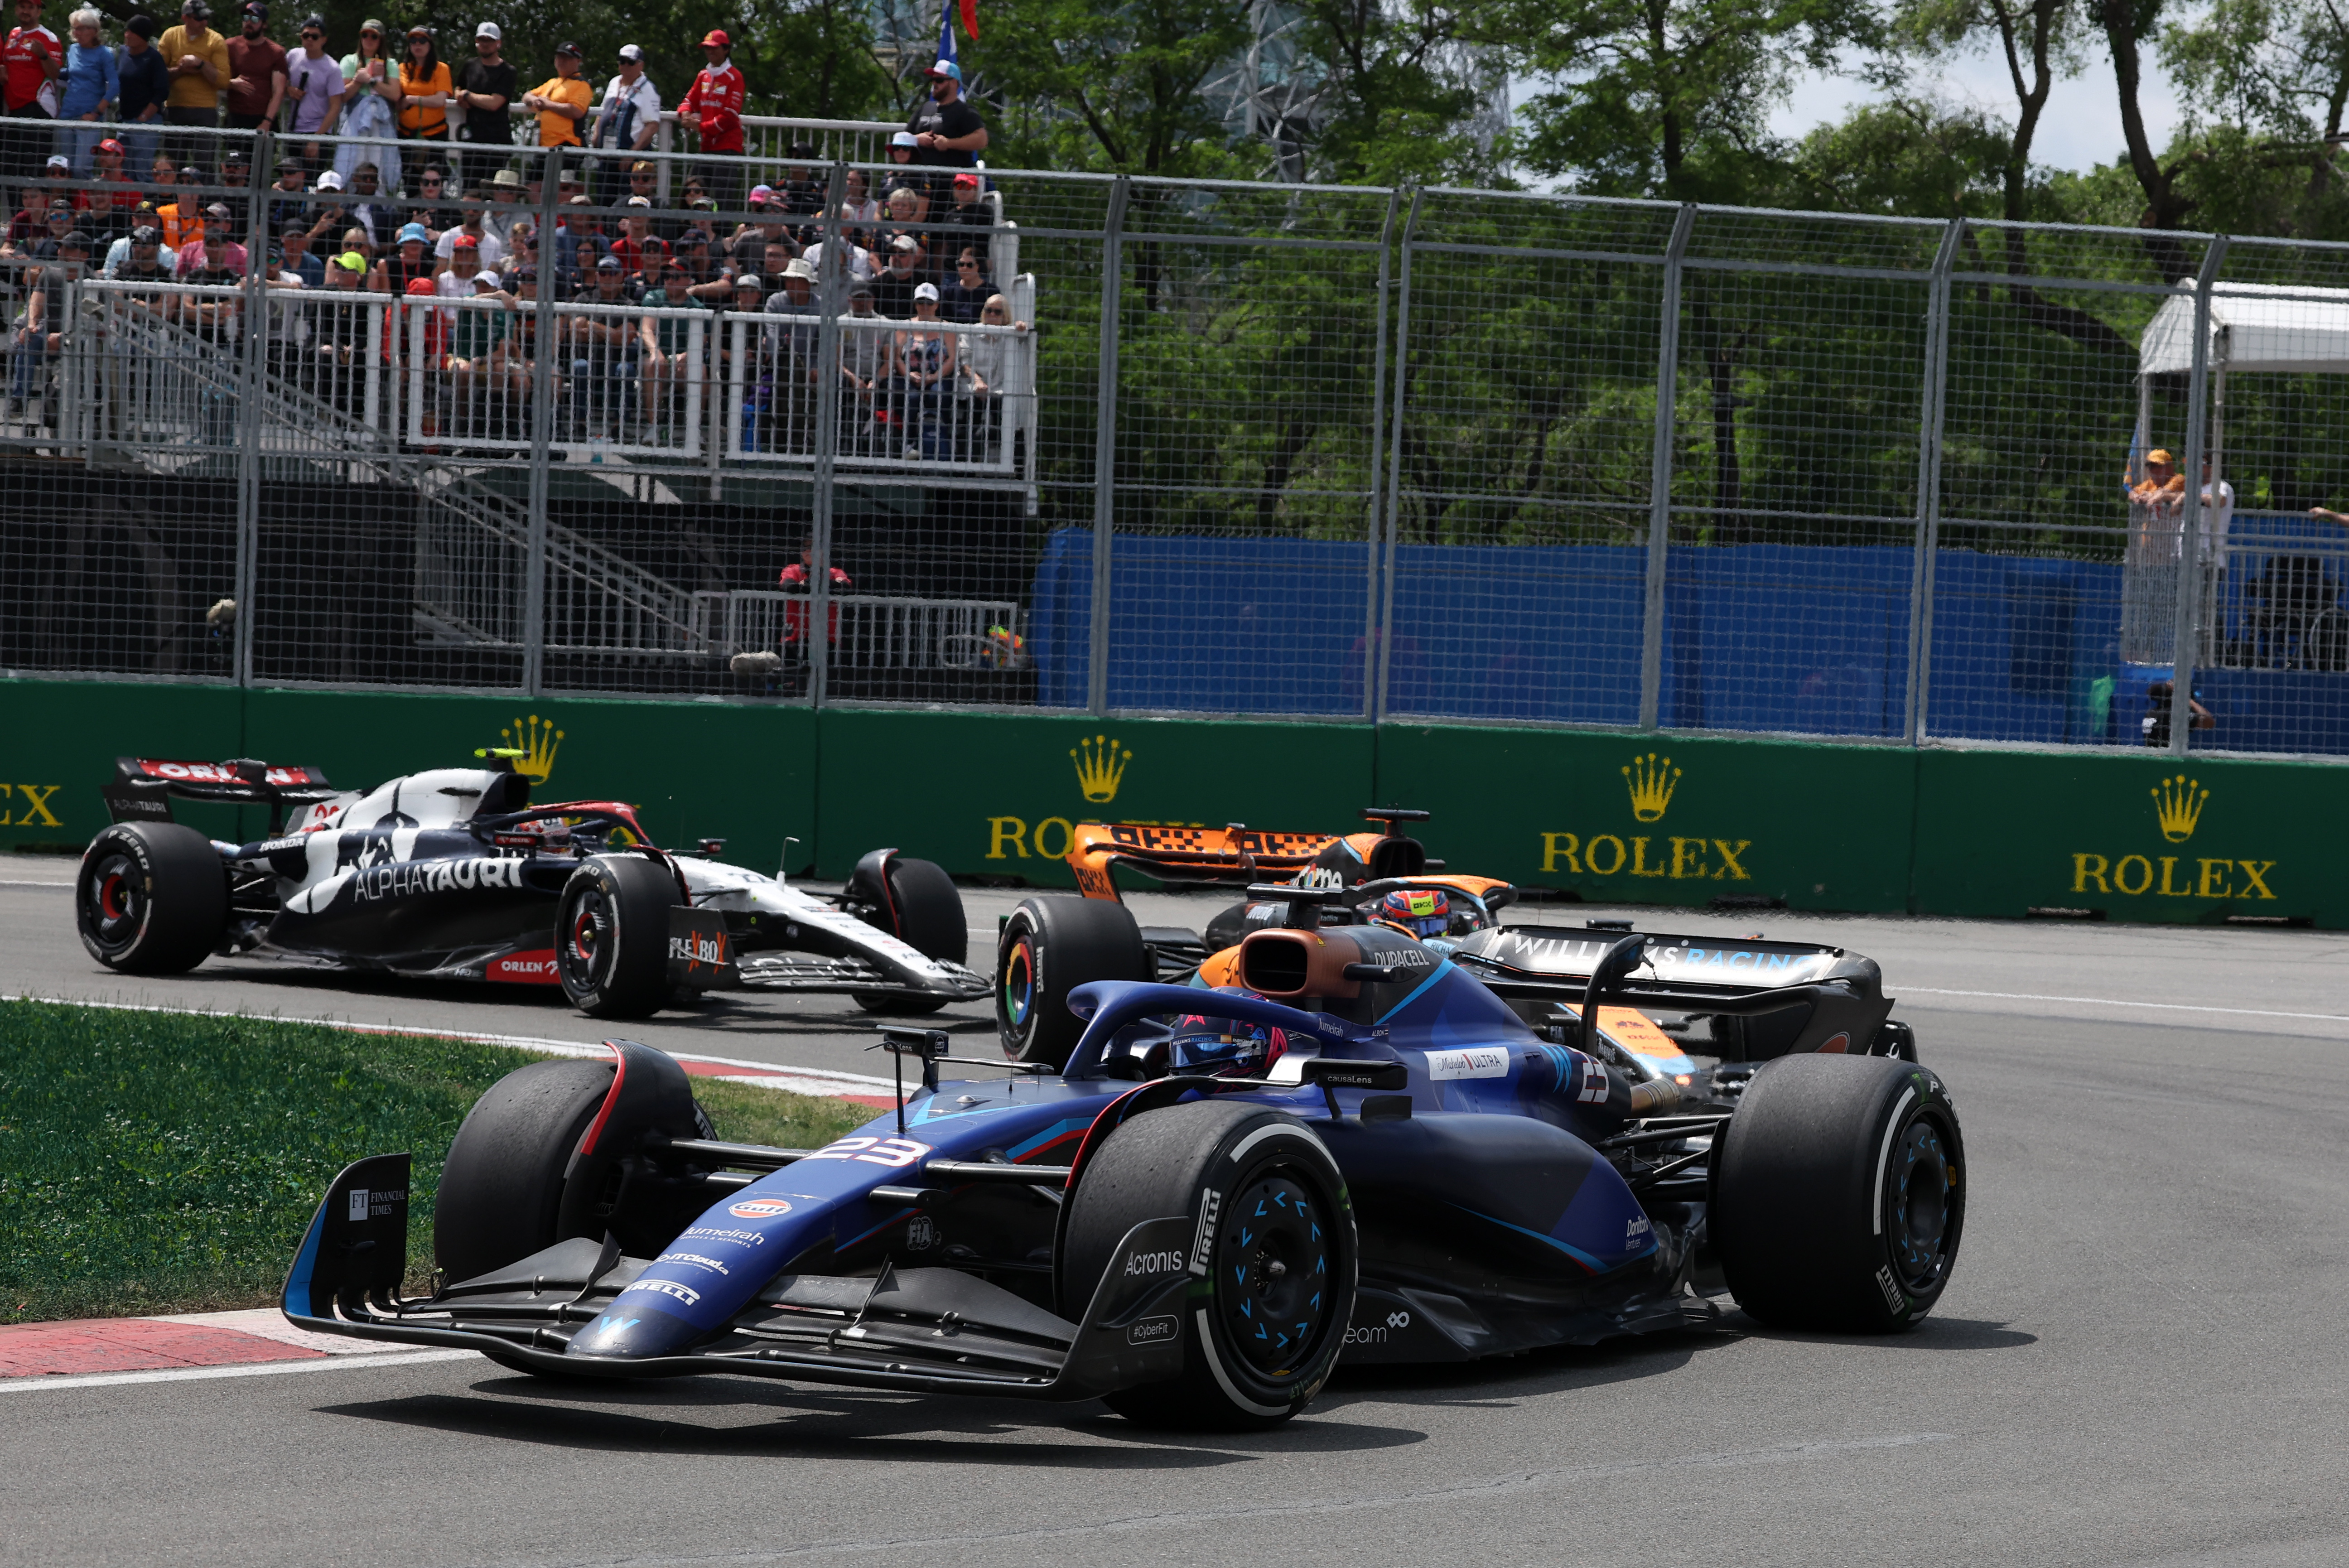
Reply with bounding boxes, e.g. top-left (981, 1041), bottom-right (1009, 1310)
top-left (728, 1197), bottom-right (794, 1220)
